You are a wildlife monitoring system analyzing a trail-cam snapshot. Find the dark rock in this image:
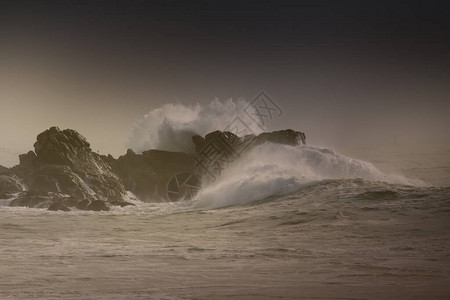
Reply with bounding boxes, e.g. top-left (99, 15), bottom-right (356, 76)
top-left (0, 165), bottom-right (11, 174)
top-left (4, 126), bottom-right (307, 205)
top-left (190, 129), bottom-right (307, 185)
top-left (11, 127), bottom-right (126, 204)
top-left (34, 126), bottom-right (91, 165)
top-left (111, 149), bottom-right (195, 202)
top-left (192, 135), bottom-right (206, 153)
top-left (0, 165), bottom-right (25, 194)
top-left (86, 200), bottom-right (110, 211)
top-left (26, 165), bottom-right (96, 200)
top-left (108, 196), bottom-right (135, 207)
top-left (19, 151), bottom-right (38, 167)
top-left (76, 199), bottom-right (91, 210)
top-left (255, 129), bottom-right (306, 146)
top-left (195, 129), bottom-right (306, 156)
top-left (48, 200), bottom-right (71, 212)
